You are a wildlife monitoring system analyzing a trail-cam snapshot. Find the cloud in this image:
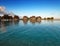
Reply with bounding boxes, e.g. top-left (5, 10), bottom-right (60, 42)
top-left (0, 6), bottom-right (5, 12)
